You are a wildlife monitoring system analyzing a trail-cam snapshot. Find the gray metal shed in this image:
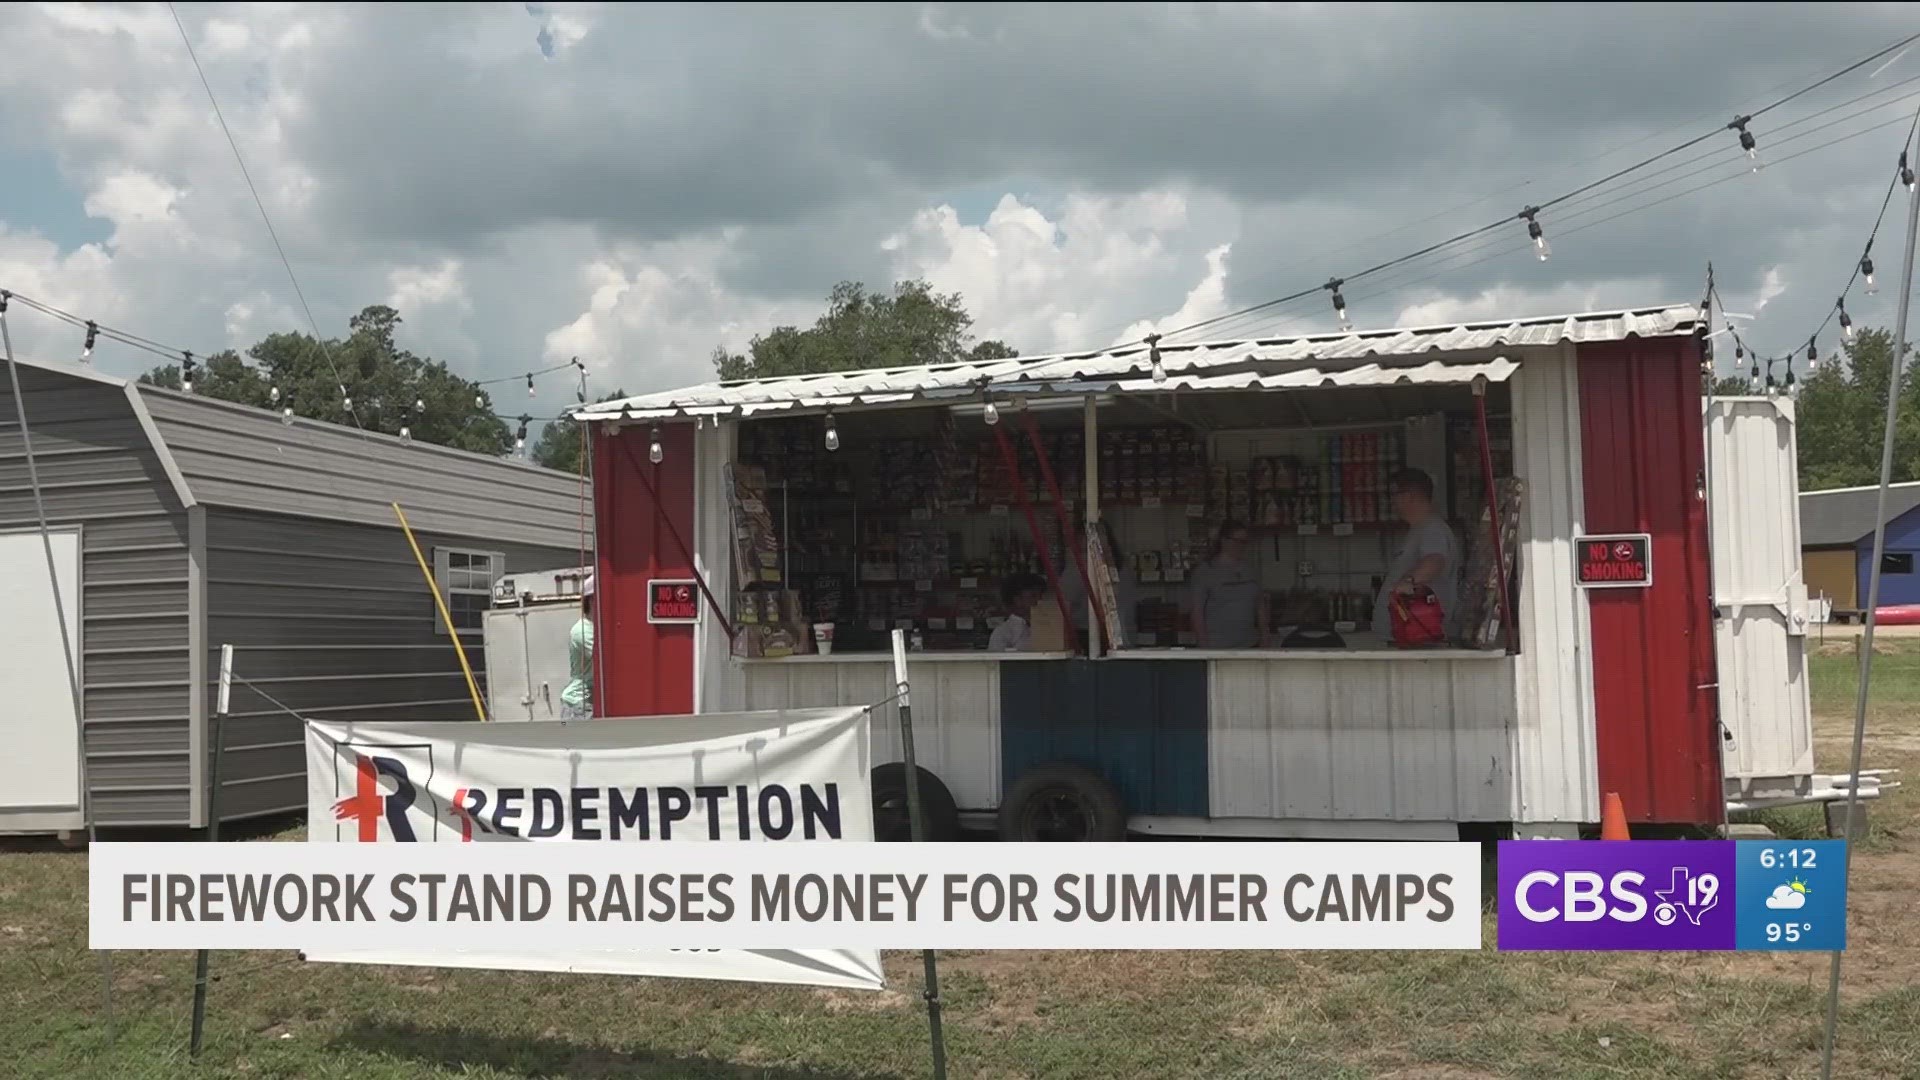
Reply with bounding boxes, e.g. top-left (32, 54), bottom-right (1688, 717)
top-left (1, 354), bottom-right (588, 833)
